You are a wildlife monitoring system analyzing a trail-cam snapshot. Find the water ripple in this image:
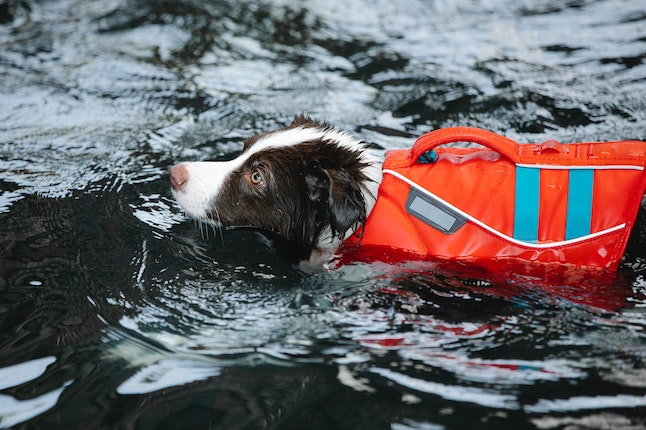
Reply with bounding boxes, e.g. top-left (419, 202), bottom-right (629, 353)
top-left (1, 0), bottom-right (645, 427)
